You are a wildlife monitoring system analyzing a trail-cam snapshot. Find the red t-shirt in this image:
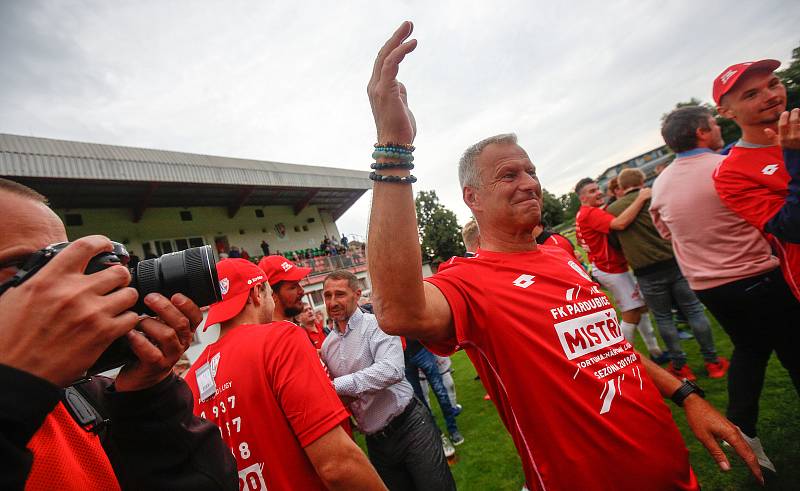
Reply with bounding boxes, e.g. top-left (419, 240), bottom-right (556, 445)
top-left (714, 145), bottom-right (800, 299)
top-left (575, 205), bottom-right (628, 273)
top-left (185, 321), bottom-right (349, 491)
top-left (425, 246), bottom-right (698, 491)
